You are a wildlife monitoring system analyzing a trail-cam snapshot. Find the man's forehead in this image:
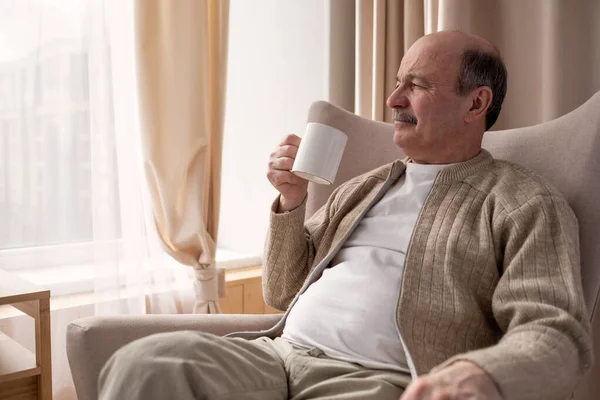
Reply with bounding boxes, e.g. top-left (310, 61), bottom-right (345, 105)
top-left (397, 56), bottom-right (438, 80)
top-left (397, 46), bottom-right (457, 81)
